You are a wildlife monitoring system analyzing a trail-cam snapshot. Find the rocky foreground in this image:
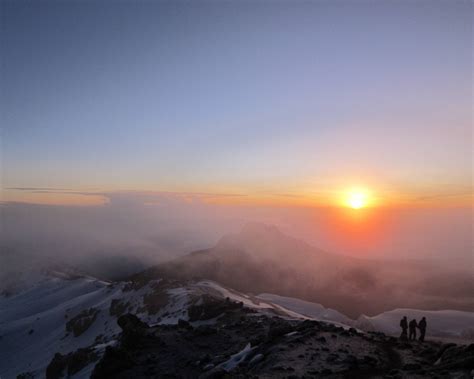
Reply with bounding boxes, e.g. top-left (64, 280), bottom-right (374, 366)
top-left (46, 296), bottom-right (474, 379)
